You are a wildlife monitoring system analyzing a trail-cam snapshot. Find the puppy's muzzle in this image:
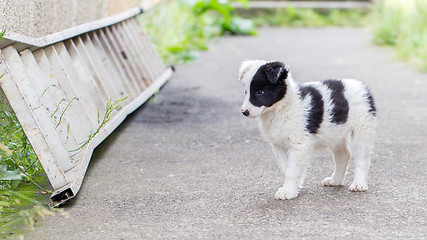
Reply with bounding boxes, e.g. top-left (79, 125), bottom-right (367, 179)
top-left (242, 109), bottom-right (250, 116)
